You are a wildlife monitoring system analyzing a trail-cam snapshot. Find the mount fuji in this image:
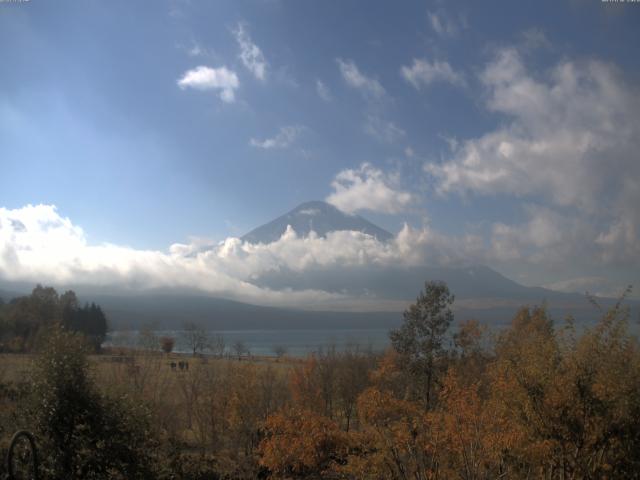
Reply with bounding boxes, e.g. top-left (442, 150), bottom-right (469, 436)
top-left (241, 201), bottom-right (393, 244)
